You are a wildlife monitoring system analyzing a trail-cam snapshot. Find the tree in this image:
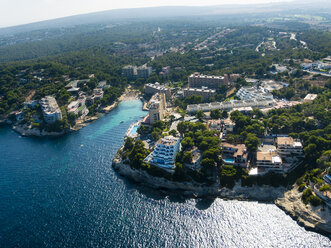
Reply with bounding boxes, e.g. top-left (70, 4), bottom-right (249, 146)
top-left (195, 110), bottom-right (205, 120)
top-left (137, 125), bottom-right (149, 135)
top-left (245, 133), bottom-right (260, 152)
top-left (177, 122), bottom-right (188, 135)
top-left (181, 137), bottom-right (194, 151)
top-left (183, 151), bottom-right (193, 164)
top-left (210, 109), bottom-right (221, 119)
top-left (222, 110), bottom-right (228, 119)
top-left (67, 113), bottom-right (77, 127)
top-left (169, 129), bottom-right (178, 137)
top-left (200, 158), bottom-right (216, 170)
top-left (124, 137), bottom-right (134, 151)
